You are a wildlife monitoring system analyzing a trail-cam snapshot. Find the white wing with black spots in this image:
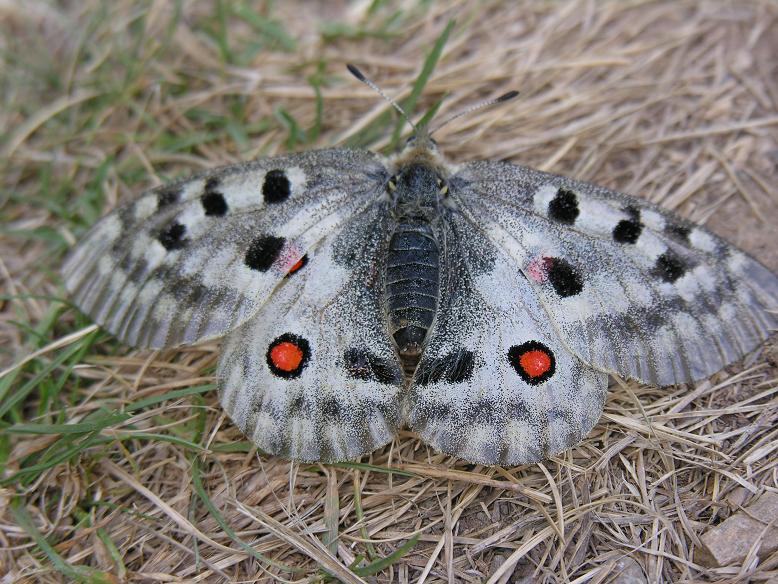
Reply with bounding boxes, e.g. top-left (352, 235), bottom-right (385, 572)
top-left (449, 161), bottom-right (778, 386)
top-left (403, 213), bottom-right (608, 465)
top-left (63, 149), bottom-right (387, 348)
top-left (217, 205), bottom-right (404, 462)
